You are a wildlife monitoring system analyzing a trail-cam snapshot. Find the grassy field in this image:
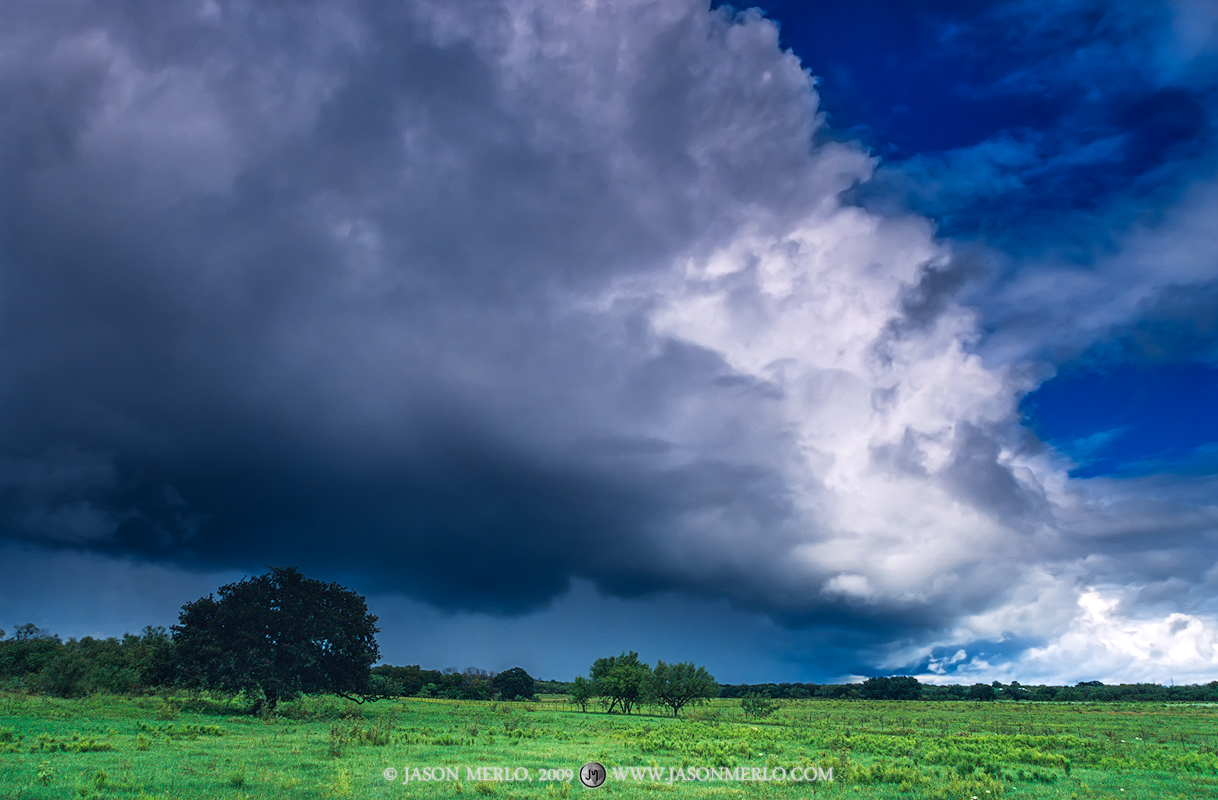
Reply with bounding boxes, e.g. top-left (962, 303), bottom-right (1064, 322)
top-left (2, 692), bottom-right (1218, 799)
